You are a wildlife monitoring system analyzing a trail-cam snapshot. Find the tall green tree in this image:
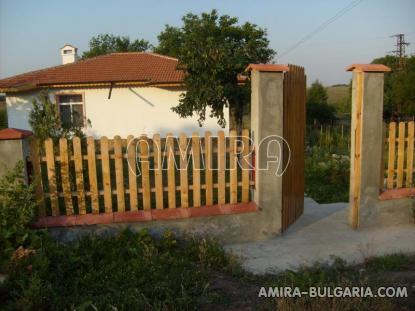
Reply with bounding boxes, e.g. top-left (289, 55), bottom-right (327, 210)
top-left (155, 10), bottom-right (275, 129)
top-left (82, 34), bottom-right (151, 58)
top-left (371, 55), bottom-right (415, 119)
top-left (307, 80), bottom-right (336, 124)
